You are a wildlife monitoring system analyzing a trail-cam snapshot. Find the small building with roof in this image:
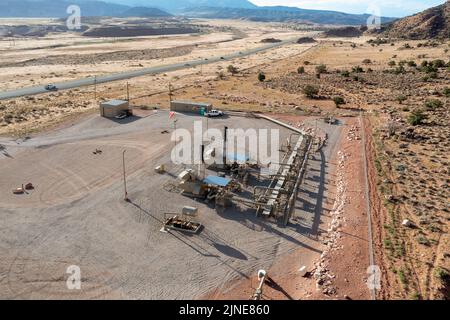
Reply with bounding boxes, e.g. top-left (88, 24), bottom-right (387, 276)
top-left (99, 99), bottom-right (130, 118)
